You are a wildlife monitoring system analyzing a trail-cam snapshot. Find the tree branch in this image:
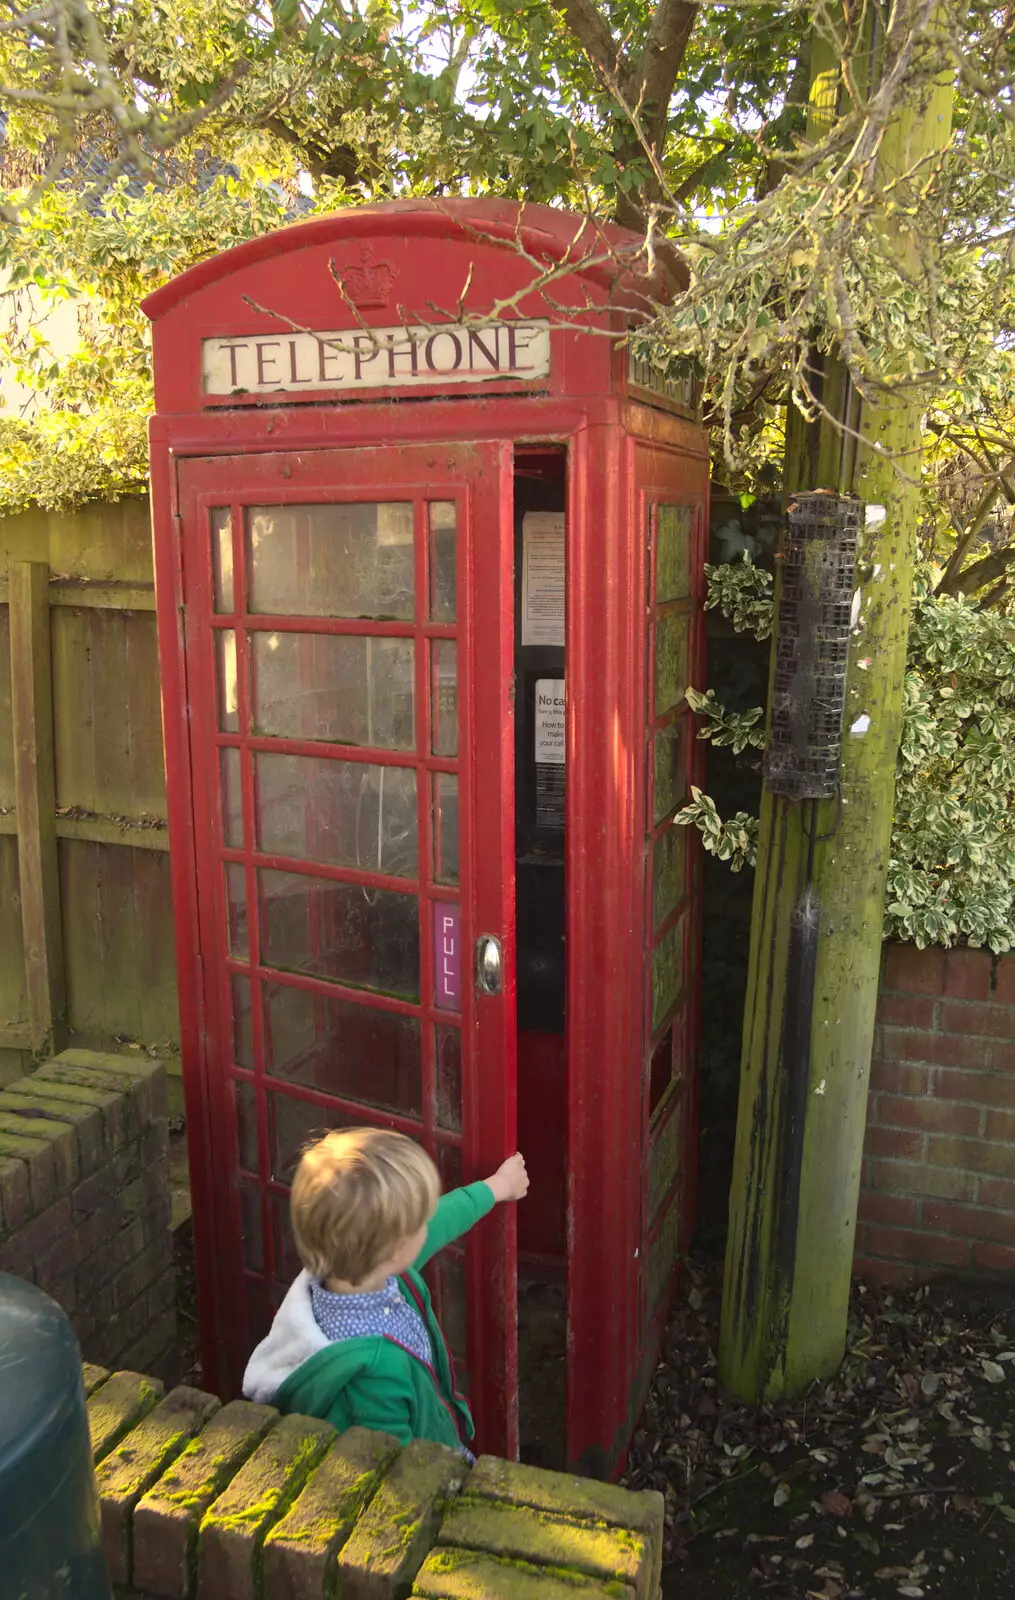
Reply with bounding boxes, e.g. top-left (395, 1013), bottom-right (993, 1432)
top-left (260, 113), bottom-right (361, 185)
top-left (948, 543), bottom-right (1015, 599)
top-left (546, 0), bottom-right (620, 85)
top-left (936, 458), bottom-right (1015, 595)
top-left (625, 0), bottom-right (698, 158)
